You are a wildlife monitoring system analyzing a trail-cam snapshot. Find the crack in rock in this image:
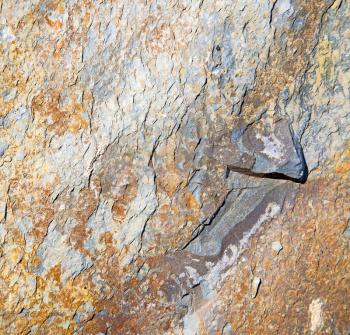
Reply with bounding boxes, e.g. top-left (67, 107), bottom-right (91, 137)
top-left (229, 118), bottom-right (308, 183)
